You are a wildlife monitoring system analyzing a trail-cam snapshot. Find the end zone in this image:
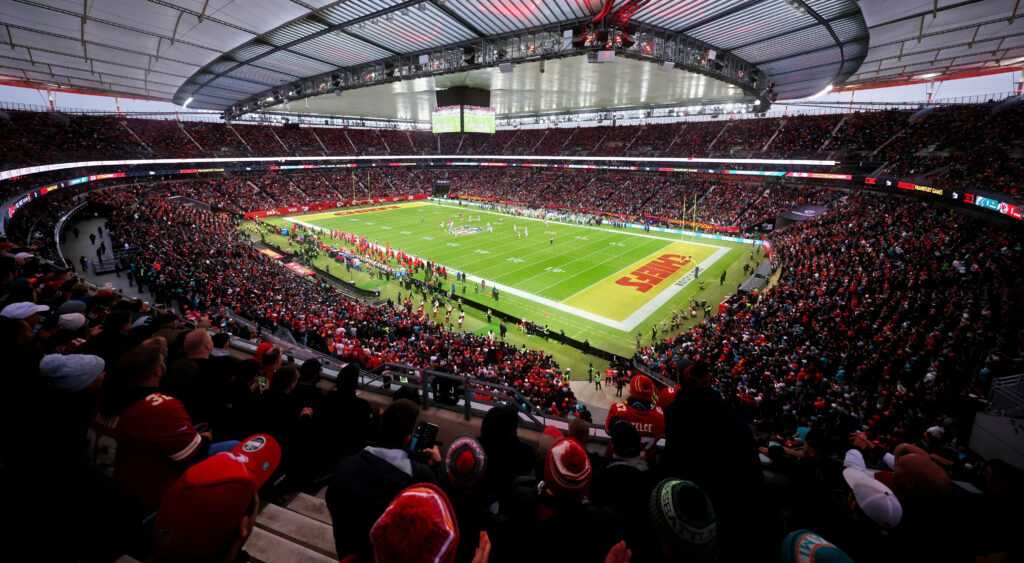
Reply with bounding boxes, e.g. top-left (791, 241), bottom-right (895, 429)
top-left (564, 242), bottom-right (719, 322)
